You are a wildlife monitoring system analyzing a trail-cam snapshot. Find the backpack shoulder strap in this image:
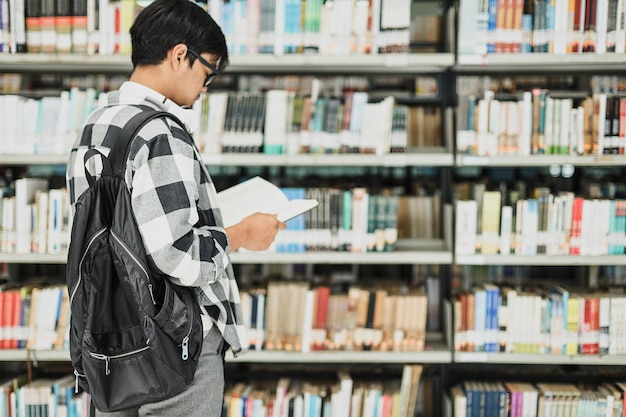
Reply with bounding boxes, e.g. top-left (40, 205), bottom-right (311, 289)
top-left (108, 109), bottom-right (186, 178)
